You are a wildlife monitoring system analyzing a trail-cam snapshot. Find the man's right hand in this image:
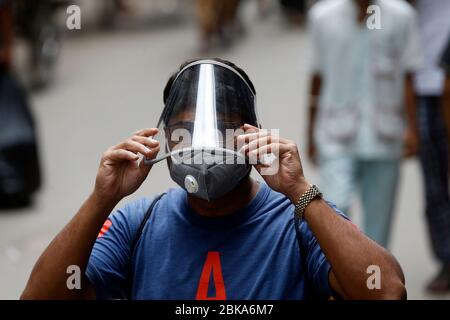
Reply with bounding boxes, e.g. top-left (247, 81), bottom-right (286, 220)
top-left (94, 128), bottom-right (160, 203)
top-left (21, 129), bottom-right (160, 299)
